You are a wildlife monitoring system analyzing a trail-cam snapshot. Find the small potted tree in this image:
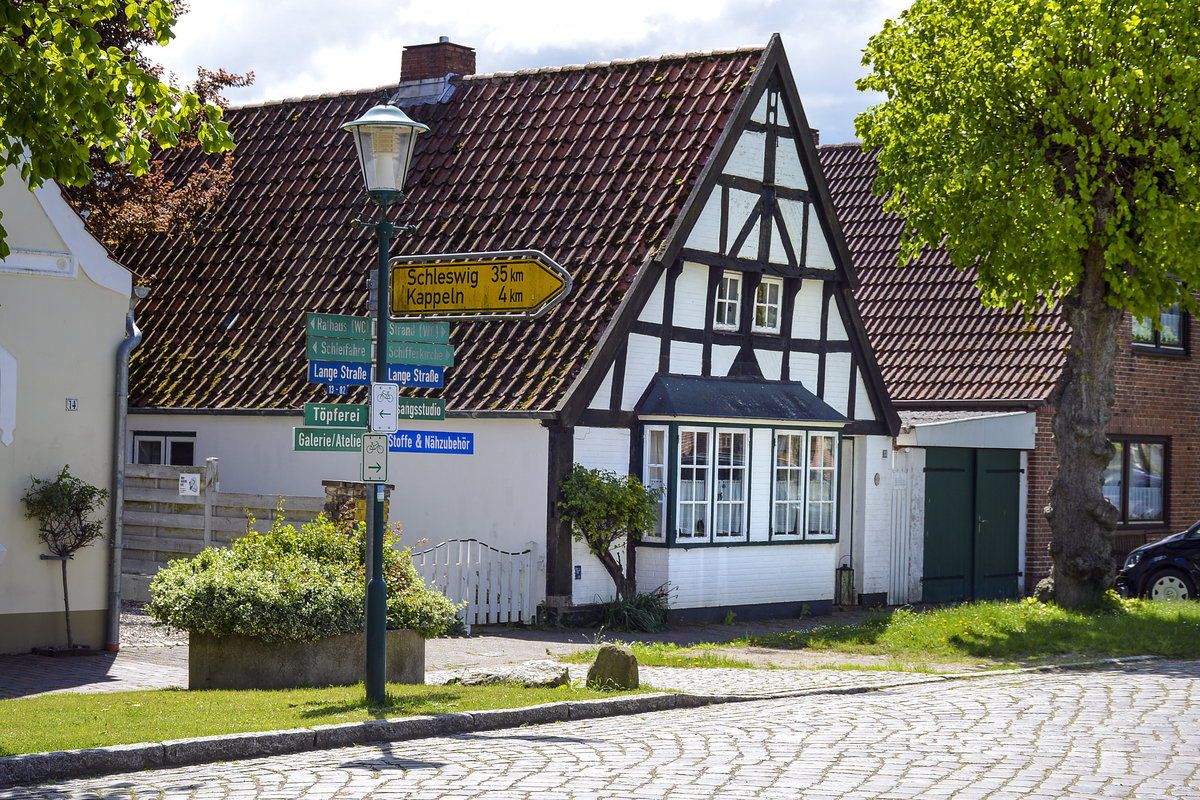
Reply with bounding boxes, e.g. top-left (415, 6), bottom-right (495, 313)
top-left (22, 465), bottom-right (109, 655)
